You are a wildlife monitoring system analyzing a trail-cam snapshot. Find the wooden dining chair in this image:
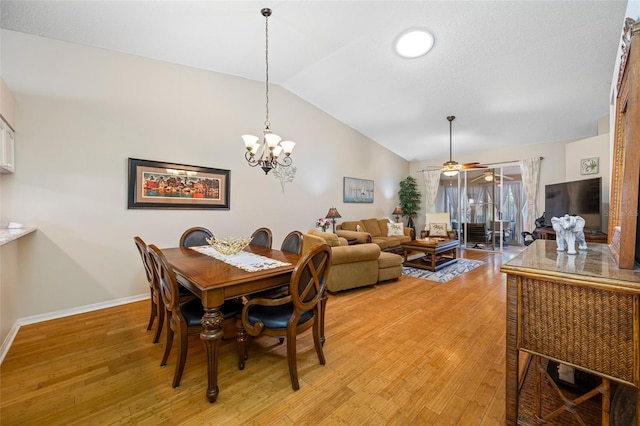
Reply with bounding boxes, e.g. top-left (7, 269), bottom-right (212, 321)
top-left (250, 227), bottom-right (272, 248)
top-left (134, 236), bottom-right (164, 343)
top-left (281, 230), bottom-right (303, 255)
top-left (179, 226), bottom-right (213, 247)
top-left (236, 243), bottom-right (331, 391)
top-left (148, 244), bottom-right (243, 388)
